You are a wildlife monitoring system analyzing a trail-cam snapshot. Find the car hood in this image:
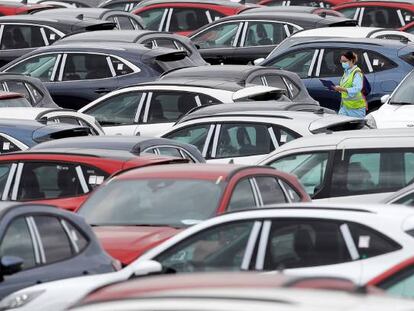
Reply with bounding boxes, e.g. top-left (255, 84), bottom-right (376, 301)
top-left (94, 226), bottom-right (182, 265)
top-left (371, 104), bottom-right (414, 128)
